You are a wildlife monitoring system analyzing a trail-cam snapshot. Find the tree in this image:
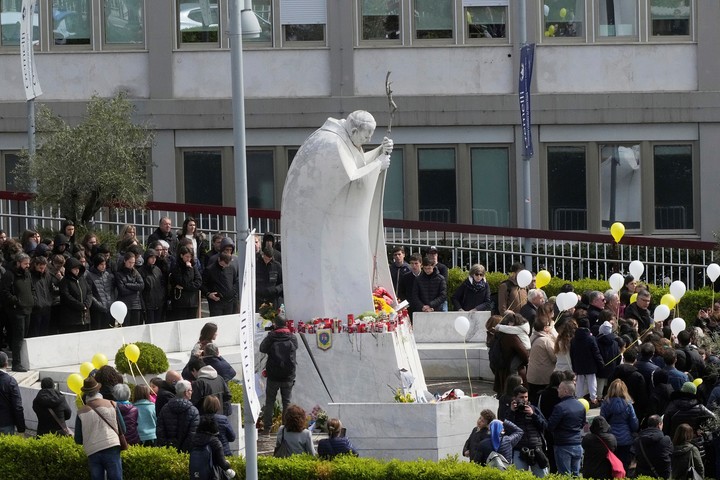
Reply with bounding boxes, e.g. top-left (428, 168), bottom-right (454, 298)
top-left (16, 92), bottom-right (154, 225)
